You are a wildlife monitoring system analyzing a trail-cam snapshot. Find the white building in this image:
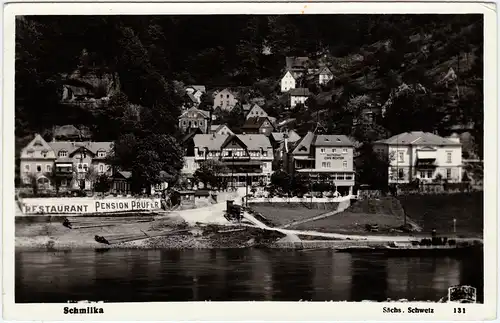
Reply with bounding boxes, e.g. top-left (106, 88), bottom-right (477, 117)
top-left (280, 71), bottom-right (296, 92)
top-left (373, 131), bottom-right (463, 184)
top-left (289, 88), bottom-right (311, 108)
